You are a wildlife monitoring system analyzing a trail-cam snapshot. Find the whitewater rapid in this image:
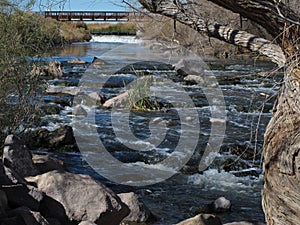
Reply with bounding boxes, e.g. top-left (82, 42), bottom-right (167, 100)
top-left (90, 35), bottom-right (142, 44)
